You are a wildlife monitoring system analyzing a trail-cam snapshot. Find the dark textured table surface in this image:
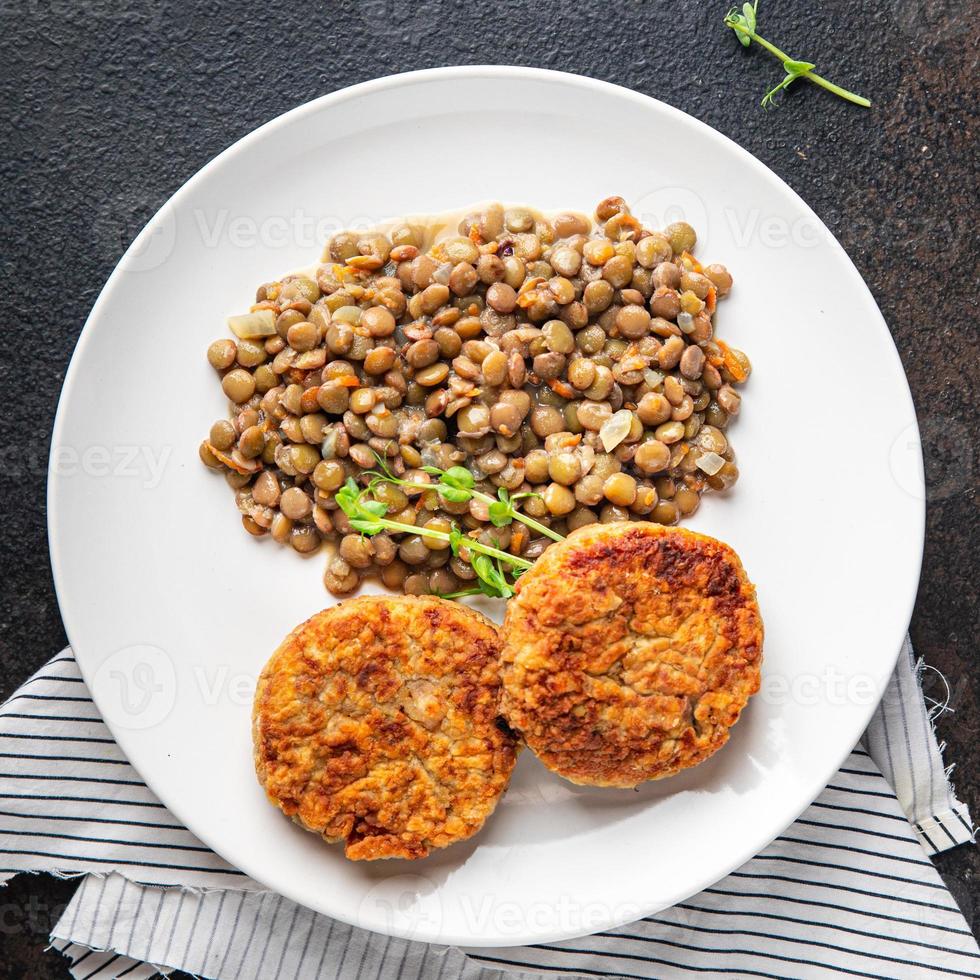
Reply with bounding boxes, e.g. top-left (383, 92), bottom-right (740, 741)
top-left (1, 1), bottom-right (977, 974)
